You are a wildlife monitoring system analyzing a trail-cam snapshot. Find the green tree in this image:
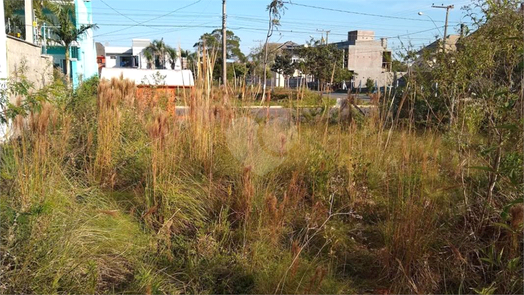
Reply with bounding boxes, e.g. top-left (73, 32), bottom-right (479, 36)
top-left (143, 50), bottom-right (154, 69)
top-left (271, 53), bottom-right (295, 87)
top-left (391, 59), bottom-right (408, 72)
top-left (227, 63), bottom-right (248, 81)
top-left (402, 0), bottom-right (523, 128)
top-left (365, 78), bottom-right (375, 93)
top-left (298, 40), bottom-right (345, 91)
top-left (181, 49), bottom-right (197, 72)
top-left (333, 67), bottom-right (353, 85)
top-left (45, 0), bottom-right (97, 84)
top-left (194, 29), bottom-right (245, 62)
top-left (144, 39), bottom-right (168, 69)
top-left (194, 29), bottom-right (245, 80)
top-left (166, 46), bottom-right (178, 70)
top-left (248, 43), bottom-right (280, 81)
top-left (271, 53), bottom-right (294, 76)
